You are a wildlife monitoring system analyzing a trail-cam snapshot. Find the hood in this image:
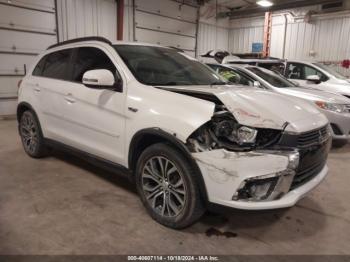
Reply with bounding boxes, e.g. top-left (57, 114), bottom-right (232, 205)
top-left (308, 83), bottom-right (350, 96)
top-left (278, 87), bottom-right (350, 104)
top-left (159, 85), bottom-right (328, 133)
